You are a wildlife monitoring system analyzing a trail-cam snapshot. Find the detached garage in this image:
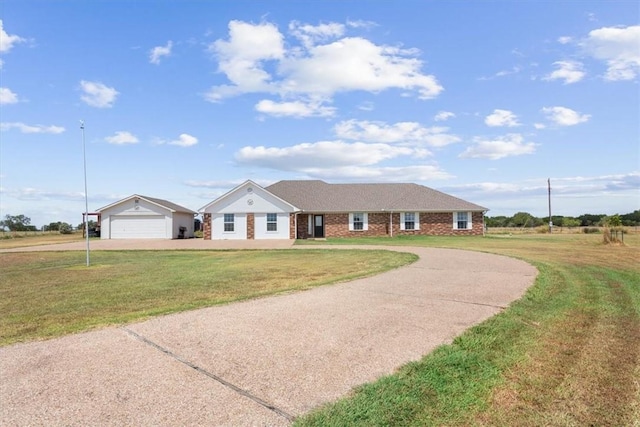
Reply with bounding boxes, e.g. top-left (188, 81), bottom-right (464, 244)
top-left (97, 195), bottom-right (197, 239)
